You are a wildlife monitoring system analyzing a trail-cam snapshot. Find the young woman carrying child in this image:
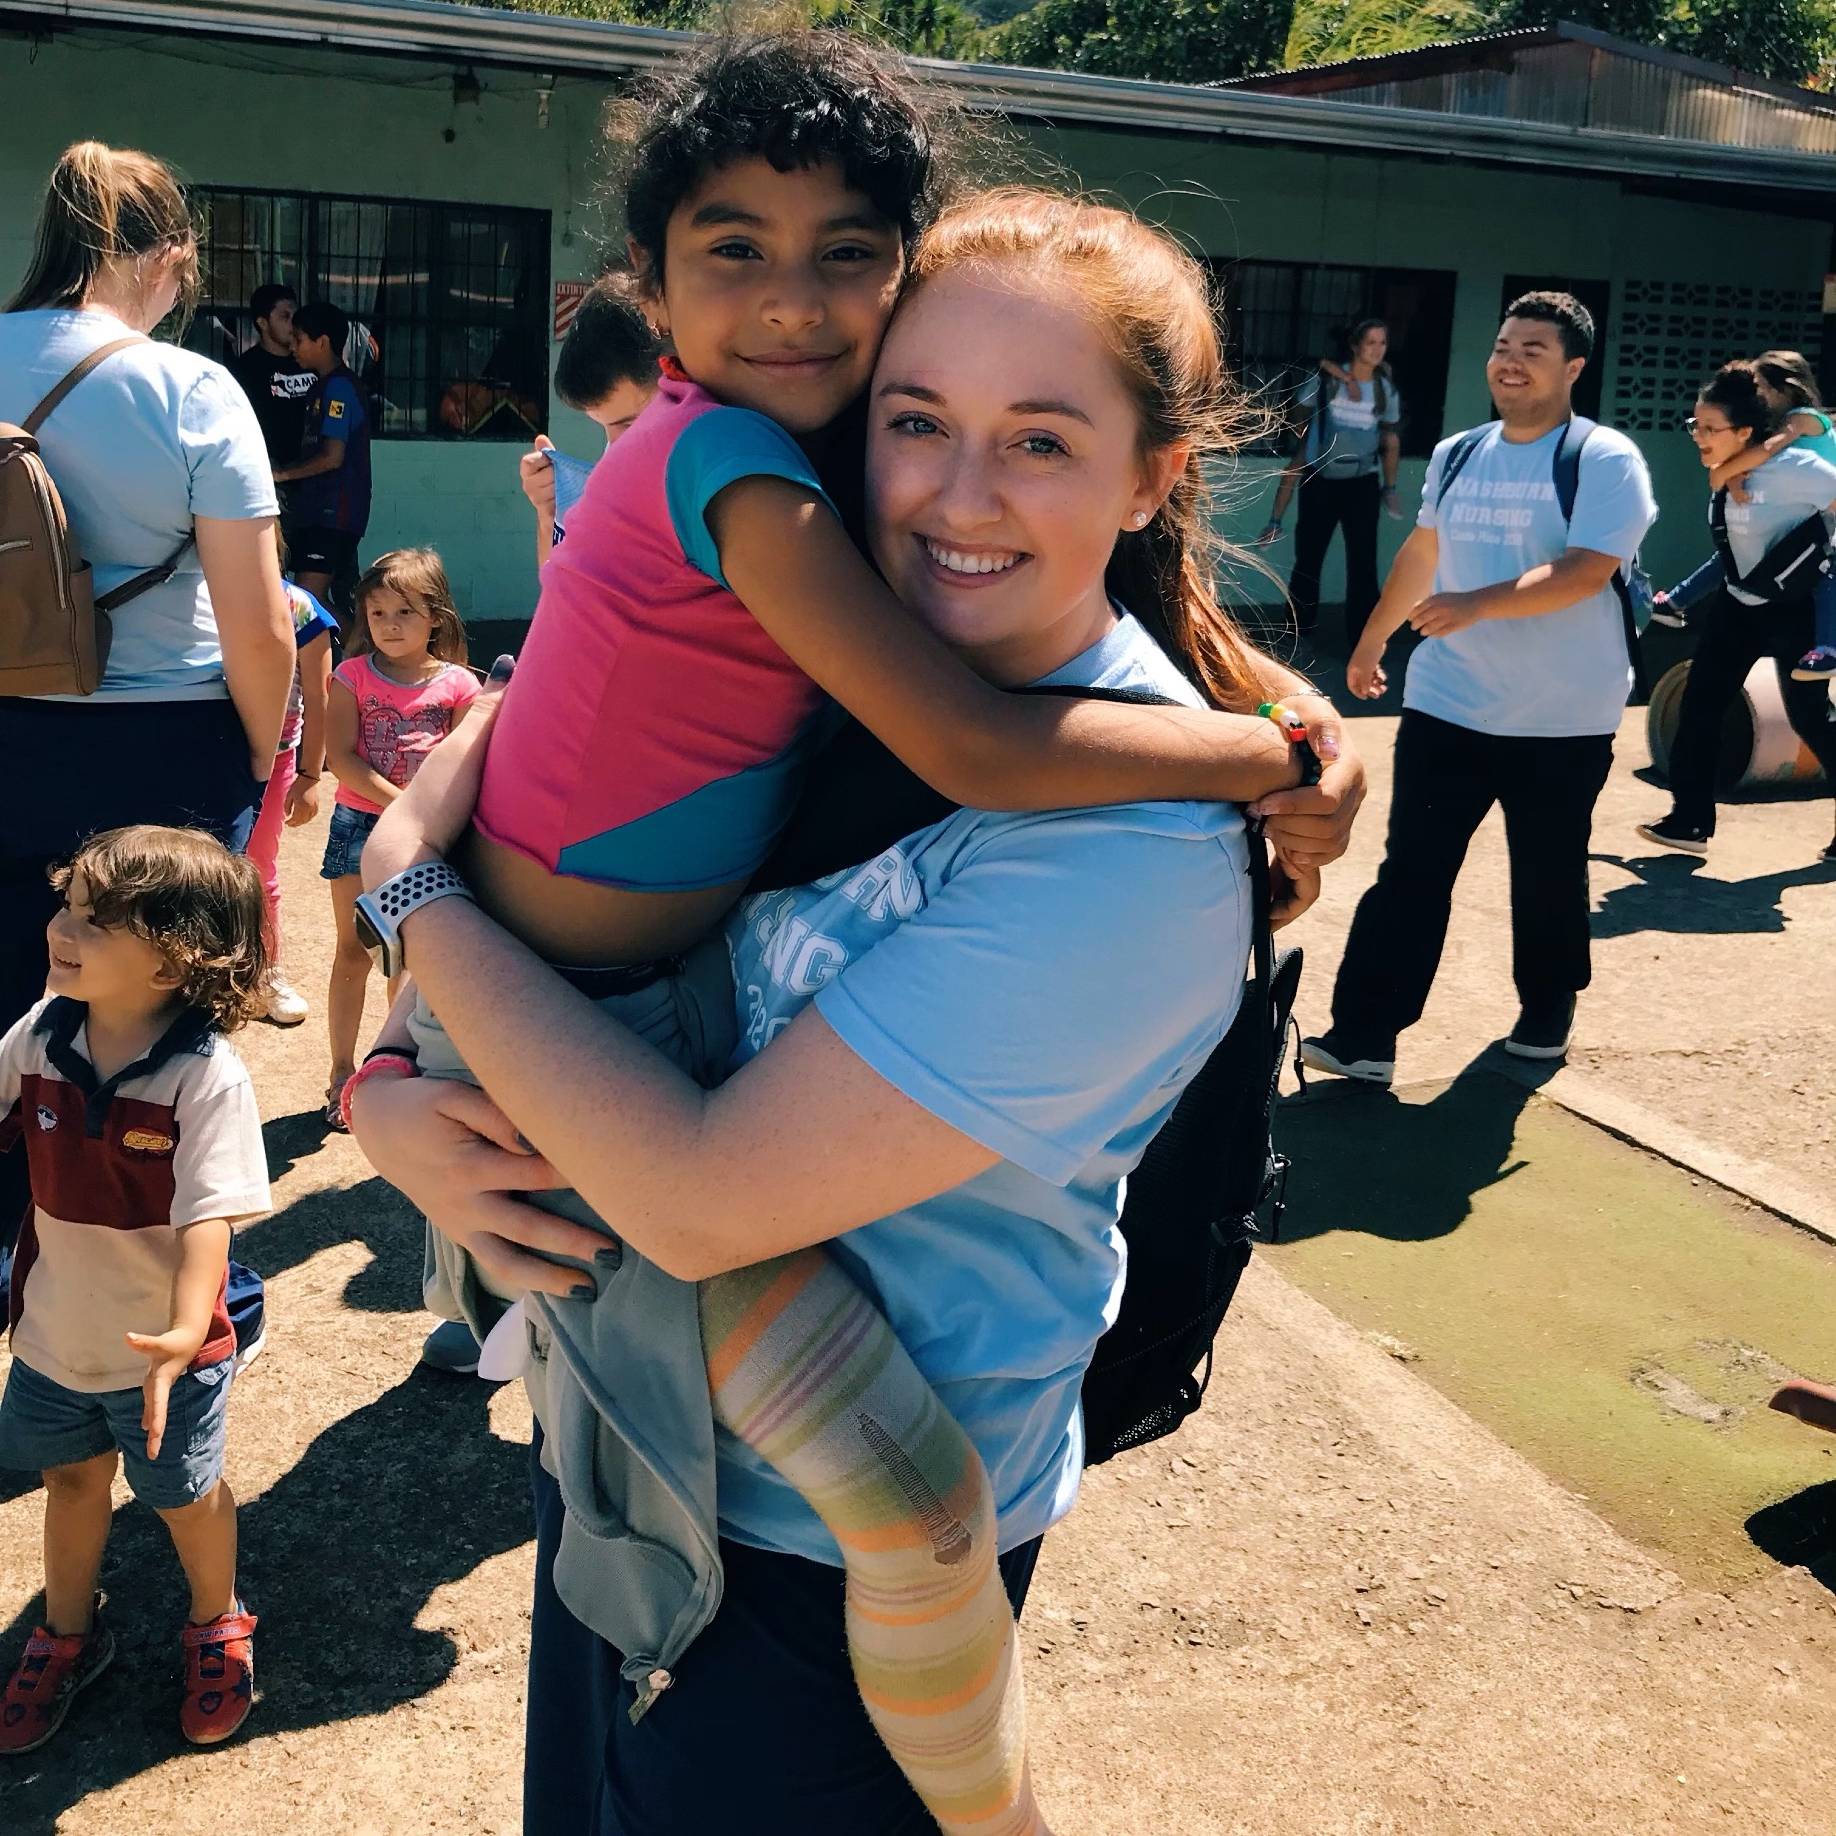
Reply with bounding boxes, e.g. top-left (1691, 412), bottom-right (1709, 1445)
top-left (349, 33), bottom-right (1355, 1835)
top-left (1650, 350), bottom-right (1836, 681)
top-left (322, 549), bottom-right (476, 1127)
